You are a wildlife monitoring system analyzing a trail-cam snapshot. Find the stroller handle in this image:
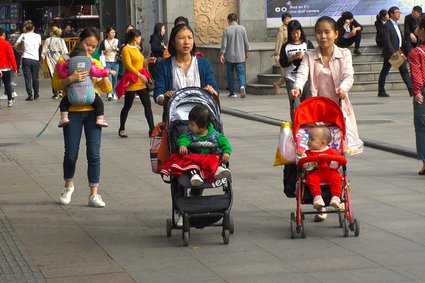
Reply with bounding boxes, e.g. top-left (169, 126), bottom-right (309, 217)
top-left (298, 155), bottom-right (347, 168)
